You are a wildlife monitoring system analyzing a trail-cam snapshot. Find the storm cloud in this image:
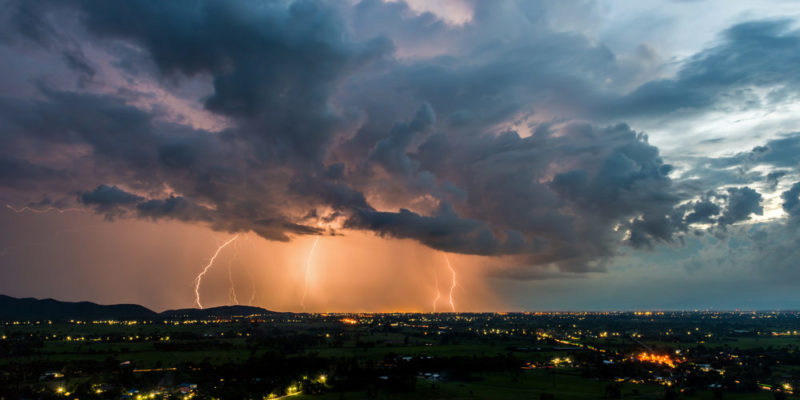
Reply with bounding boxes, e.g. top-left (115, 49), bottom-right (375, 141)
top-left (1, 0), bottom-right (798, 280)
